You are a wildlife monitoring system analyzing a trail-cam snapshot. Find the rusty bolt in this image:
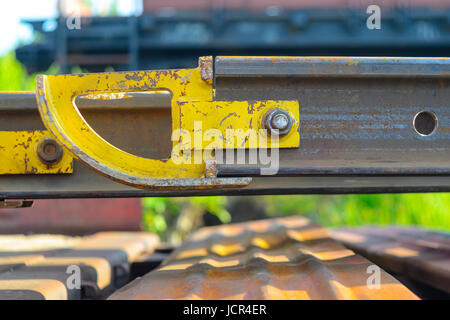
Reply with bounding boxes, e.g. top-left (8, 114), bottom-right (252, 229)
top-left (262, 108), bottom-right (293, 136)
top-left (37, 138), bottom-right (63, 165)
